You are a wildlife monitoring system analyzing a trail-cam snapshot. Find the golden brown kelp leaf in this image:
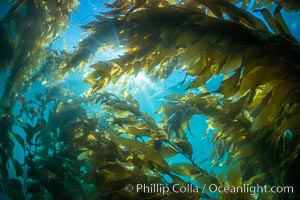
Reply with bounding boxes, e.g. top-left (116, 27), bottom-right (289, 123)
top-left (193, 174), bottom-right (220, 188)
top-left (170, 163), bottom-right (205, 176)
top-left (64, 19), bottom-right (124, 73)
top-left (80, 132), bottom-right (169, 200)
top-left (160, 145), bottom-right (178, 158)
top-left (99, 92), bottom-right (162, 134)
top-left (218, 70), bottom-right (241, 97)
top-left (166, 107), bottom-right (197, 139)
top-left (66, 0), bottom-right (272, 91)
top-left (84, 60), bottom-right (123, 94)
top-left (278, 0), bottom-right (300, 12)
top-left (104, 0), bottom-right (177, 16)
top-left (59, 119), bottom-right (97, 146)
top-left (227, 162), bottom-right (242, 186)
top-left (172, 138), bottom-right (194, 157)
top-left (114, 136), bottom-right (170, 173)
top-left (273, 7), bottom-right (292, 34)
top-left (49, 100), bottom-right (87, 129)
top-left (254, 8), bottom-right (291, 35)
top-left (123, 95), bottom-right (140, 110)
top-left (194, 0), bottom-right (268, 30)
top-left (127, 126), bottom-right (155, 137)
top-left (97, 165), bottom-right (136, 184)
